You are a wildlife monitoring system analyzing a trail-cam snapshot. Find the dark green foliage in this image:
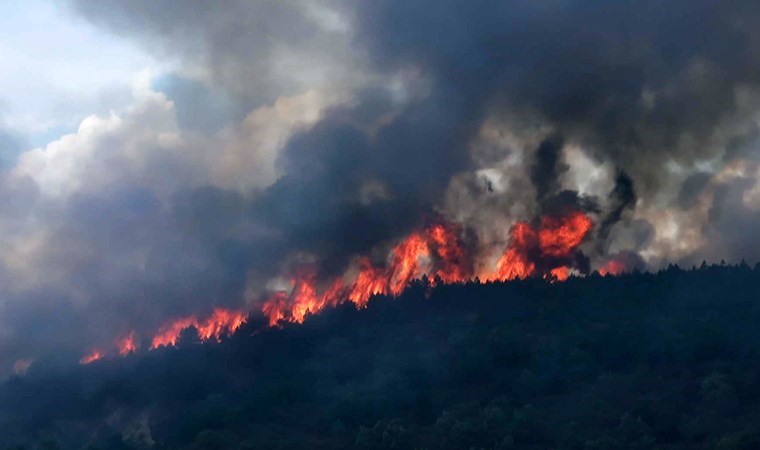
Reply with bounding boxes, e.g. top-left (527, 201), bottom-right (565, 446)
top-left (3, 264), bottom-right (760, 449)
